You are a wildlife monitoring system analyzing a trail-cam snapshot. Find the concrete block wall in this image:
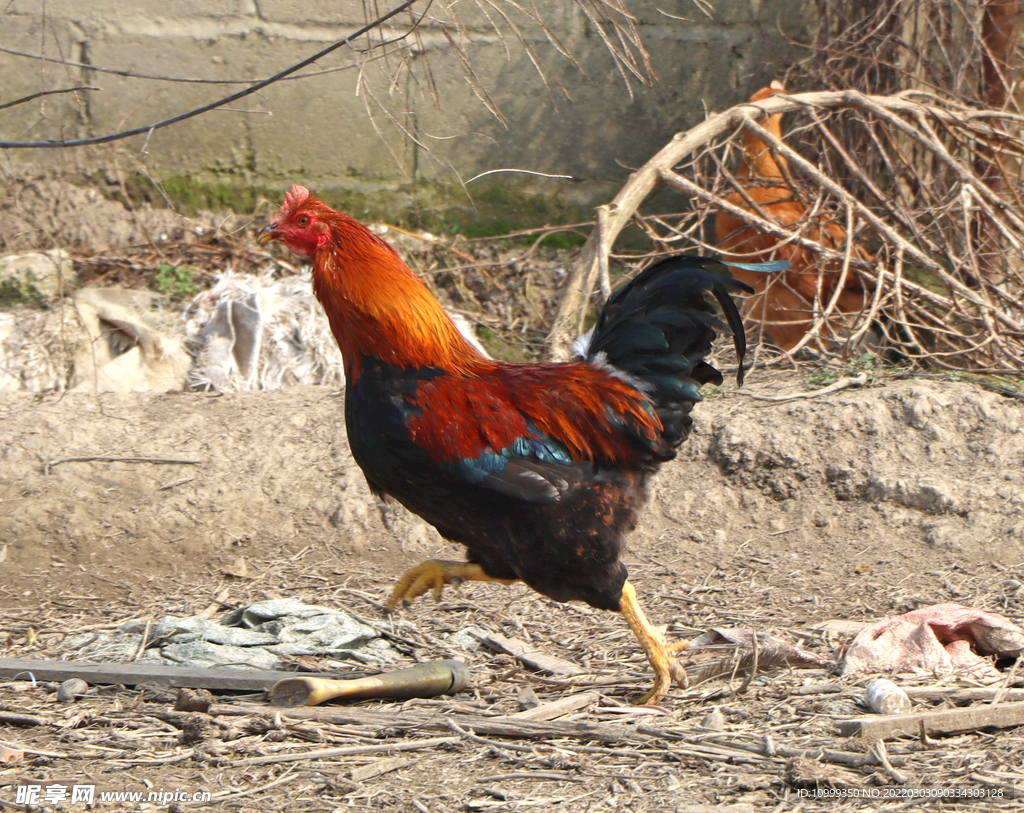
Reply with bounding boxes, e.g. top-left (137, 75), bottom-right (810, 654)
top-left (0, 1), bottom-right (811, 218)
